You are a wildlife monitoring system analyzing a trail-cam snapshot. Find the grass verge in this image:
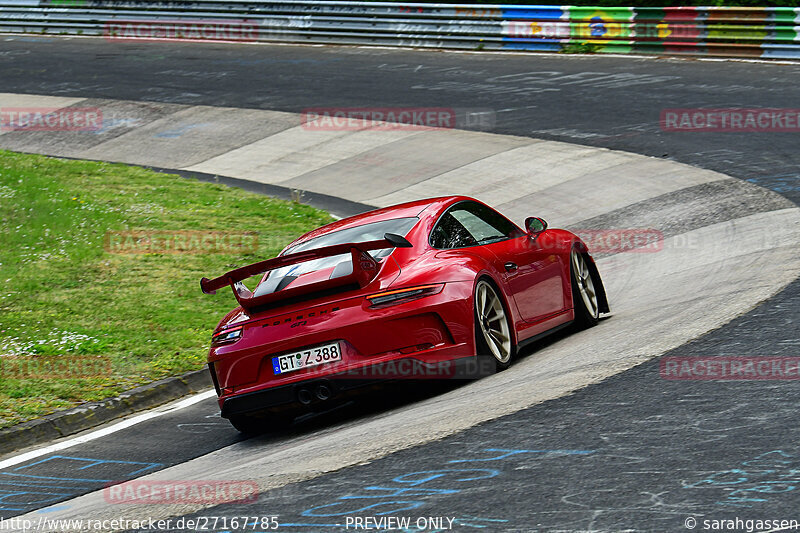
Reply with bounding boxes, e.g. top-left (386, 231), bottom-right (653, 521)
top-left (0, 150), bottom-right (334, 429)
